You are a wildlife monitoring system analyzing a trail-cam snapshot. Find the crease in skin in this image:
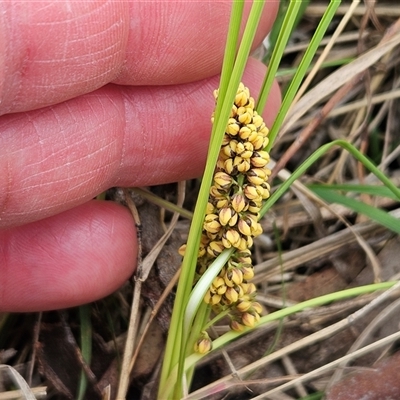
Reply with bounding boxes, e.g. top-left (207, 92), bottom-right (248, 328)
top-left (1, 95), bottom-right (124, 225)
top-left (1, 1), bottom-right (129, 114)
top-left (0, 62), bottom-right (280, 228)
